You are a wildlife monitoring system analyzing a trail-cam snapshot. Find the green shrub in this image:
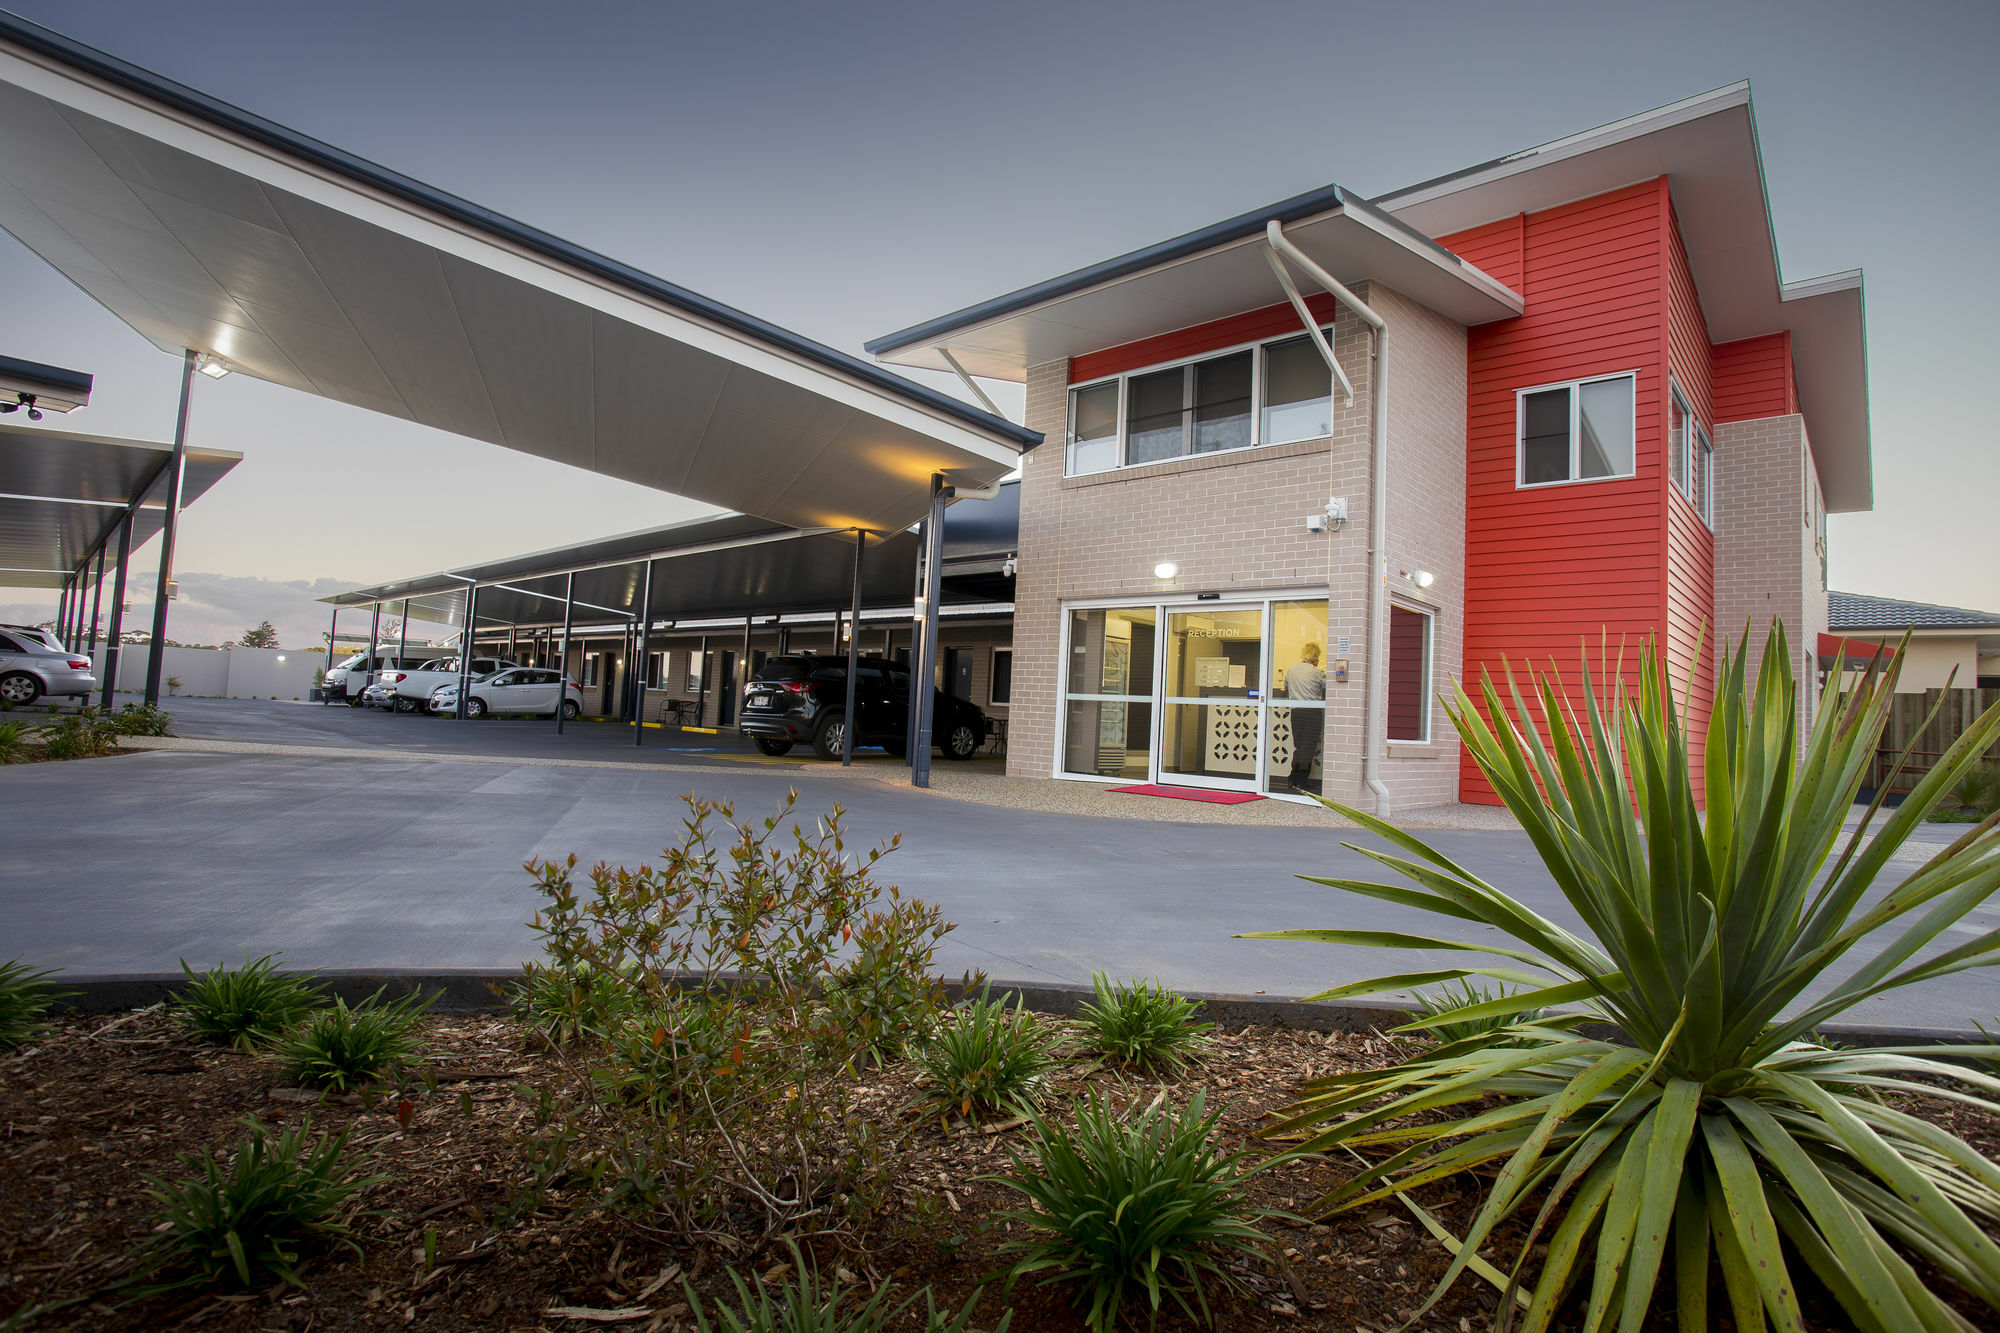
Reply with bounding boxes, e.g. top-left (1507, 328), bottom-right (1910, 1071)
top-left (1244, 625), bottom-right (2000, 1332)
top-left (133, 1115), bottom-right (384, 1291)
top-left (0, 959), bottom-right (68, 1048)
top-left (109, 701), bottom-right (174, 736)
top-left (508, 960), bottom-right (636, 1047)
top-left (594, 999), bottom-right (737, 1116)
top-left (274, 988), bottom-right (430, 1092)
top-left (36, 707), bottom-right (119, 759)
top-left (1402, 977), bottom-right (1561, 1048)
top-left (992, 1090), bottom-right (1271, 1332)
top-left (827, 888), bottom-right (953, 1063)
top-left (914, 991), bottom-right (1059, 1125)
top-left (0, 719), bottom-right (31, 762)
top-left (173, 953), bottom-right (327, 1051)
top-left (685, 1243), bottom-right (1006, 1333)
top-left (520, 796), bottom-right (946, 1238)
top-left (1074, 972), bottom-right (1211, 1074)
